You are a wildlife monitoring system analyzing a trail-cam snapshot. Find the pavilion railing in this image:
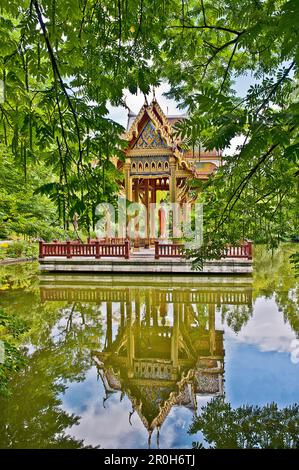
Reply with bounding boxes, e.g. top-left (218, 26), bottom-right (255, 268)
top-left (154, 241), bottom-right (253, 260)
top-left (155, 241), bottom-right (184, 259)
top-left (223, 242), bottom-right (252, 260)
top-left (39, 240), bottom-right (252, 261)
top-left (87, 237), bottom-right (127, 245)
top-left (39, 240), bottom-right (130, 259)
